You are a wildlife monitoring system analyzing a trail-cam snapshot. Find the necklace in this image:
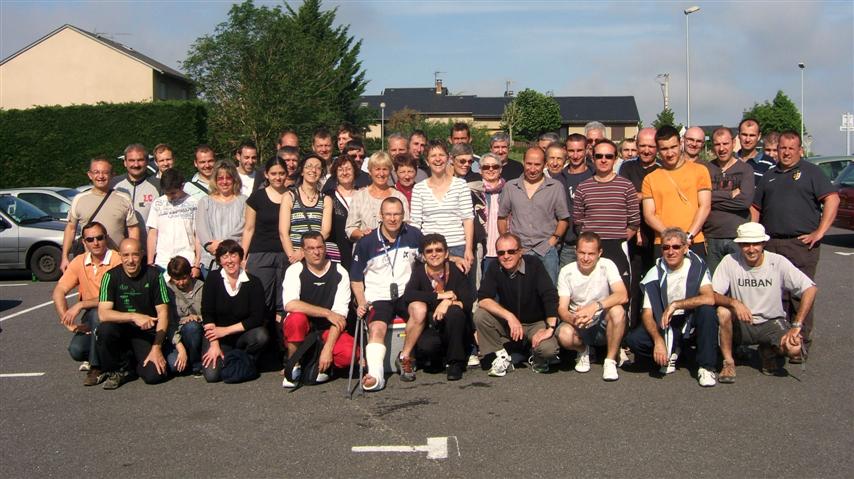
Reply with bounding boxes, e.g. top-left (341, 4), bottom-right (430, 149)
top-left (299, 185), bottom-right (318, 204)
